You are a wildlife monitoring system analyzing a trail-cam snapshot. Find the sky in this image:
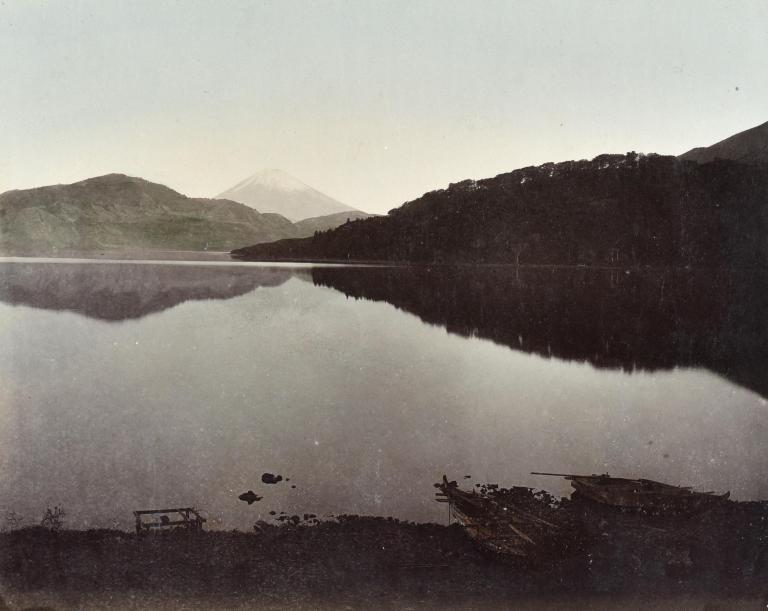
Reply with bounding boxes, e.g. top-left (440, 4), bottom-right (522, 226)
top-left (1, 1), bottom-right (767, 214)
